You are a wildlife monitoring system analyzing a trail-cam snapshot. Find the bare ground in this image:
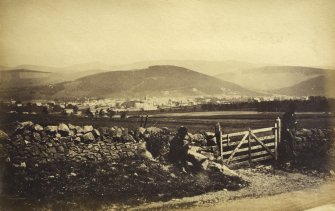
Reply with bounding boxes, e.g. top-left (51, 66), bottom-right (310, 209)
top-left (127, 165), bottom-right (335, 211)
